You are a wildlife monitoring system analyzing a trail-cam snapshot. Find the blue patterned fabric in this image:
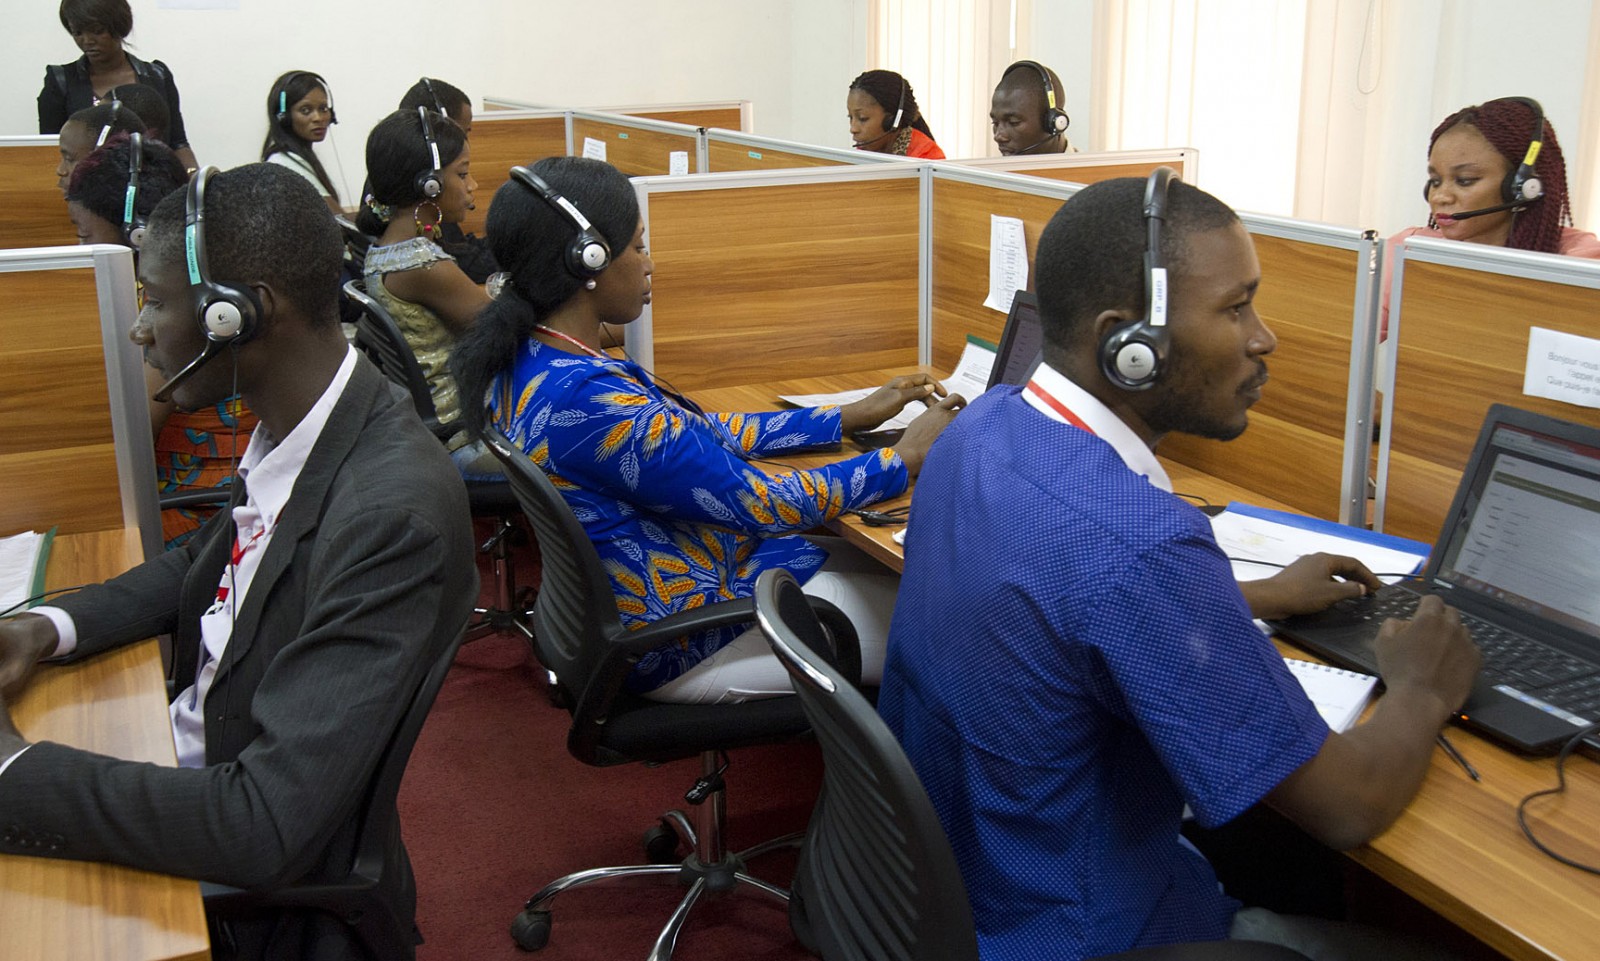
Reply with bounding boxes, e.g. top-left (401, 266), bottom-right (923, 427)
top-left (490, 339), bottom-right (908, 692)
top-left (879, 385), bottom-right (1329, 961)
